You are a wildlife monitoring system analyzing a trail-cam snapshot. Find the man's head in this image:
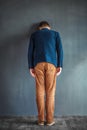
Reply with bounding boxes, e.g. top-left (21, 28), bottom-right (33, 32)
top-left (38, 21), bottom-right (51, 30)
